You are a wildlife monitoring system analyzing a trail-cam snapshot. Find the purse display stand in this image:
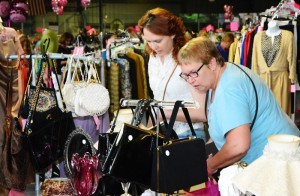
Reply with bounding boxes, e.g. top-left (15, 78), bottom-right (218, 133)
top-left (101, 99), bottom-right (208, 195)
